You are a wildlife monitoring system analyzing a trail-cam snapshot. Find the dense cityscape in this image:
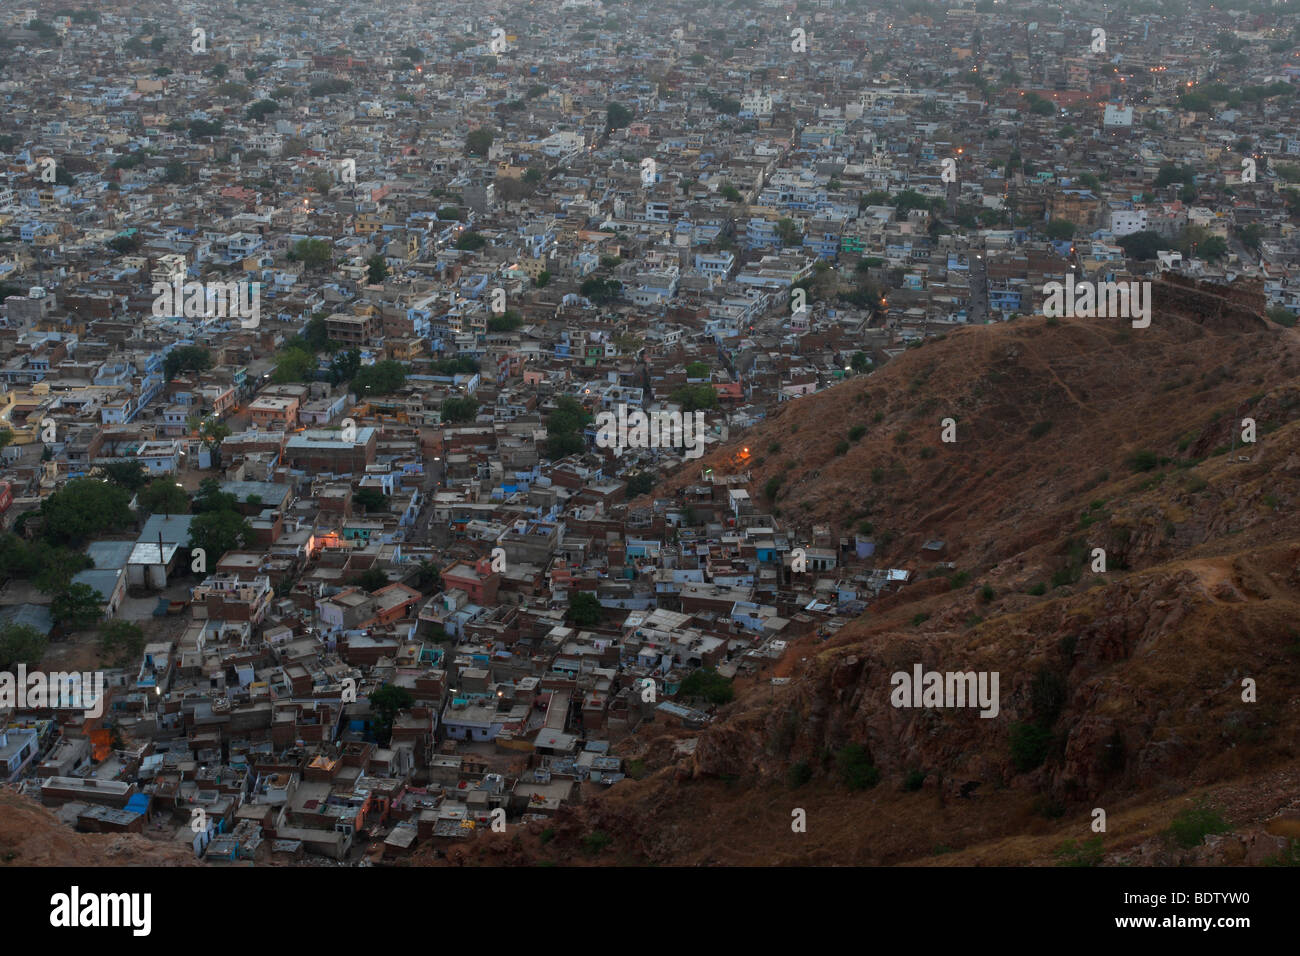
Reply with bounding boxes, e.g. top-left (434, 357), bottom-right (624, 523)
top-left (0, 0), bottom-right (1298, 892)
